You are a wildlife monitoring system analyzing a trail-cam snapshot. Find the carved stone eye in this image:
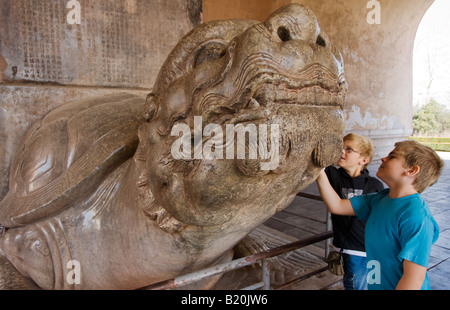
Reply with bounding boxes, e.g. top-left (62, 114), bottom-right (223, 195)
top-left (193, 42), bottom-right (227, 68)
